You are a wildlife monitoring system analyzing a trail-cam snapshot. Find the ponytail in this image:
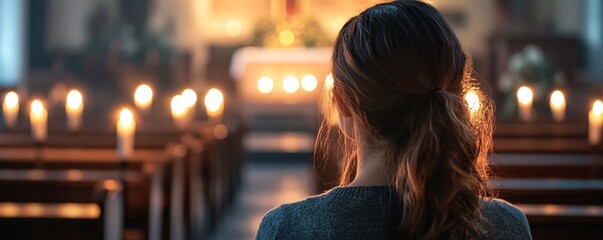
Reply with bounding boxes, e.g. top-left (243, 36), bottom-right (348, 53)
top-left (388, 88), bottom-right (492, 239)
